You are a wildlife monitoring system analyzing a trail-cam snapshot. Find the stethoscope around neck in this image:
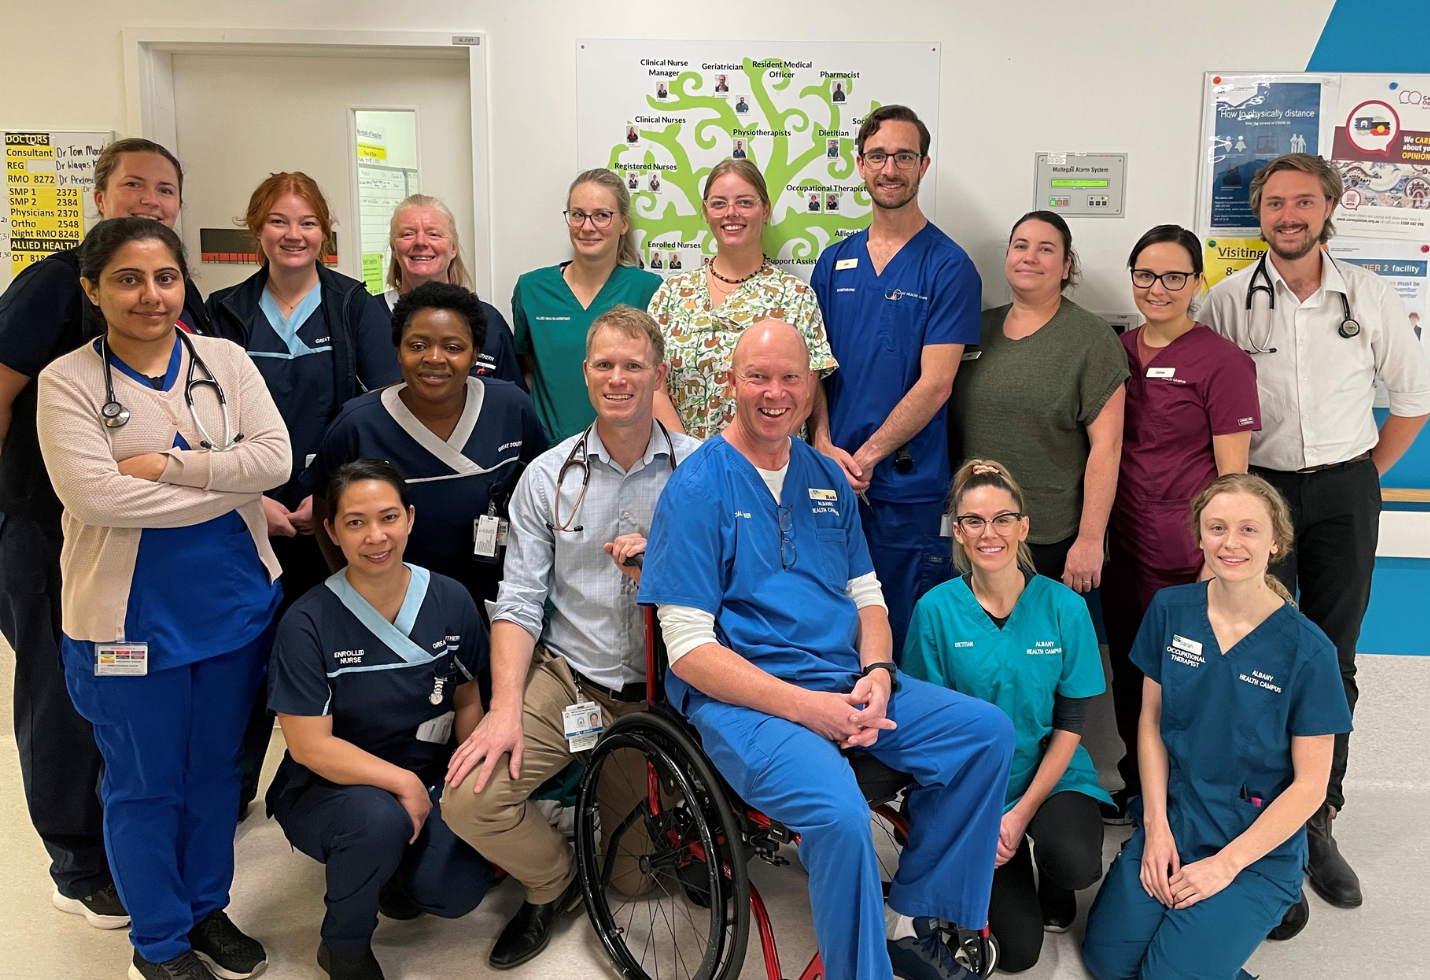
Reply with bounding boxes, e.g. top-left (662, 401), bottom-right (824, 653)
top-left (99, 330), bottom-right (244, 451)
top-left (1243, 252), bottom-right (1359, 355)
top-left (546, 420), bottom-right (677, 533)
